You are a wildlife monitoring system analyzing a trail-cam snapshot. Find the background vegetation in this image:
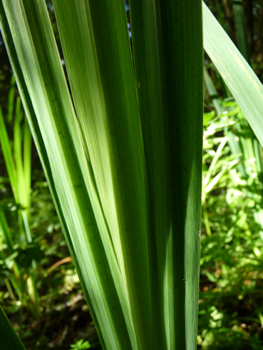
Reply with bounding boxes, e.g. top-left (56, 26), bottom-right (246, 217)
top-left (1, 0), bottom-right (263, 349)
